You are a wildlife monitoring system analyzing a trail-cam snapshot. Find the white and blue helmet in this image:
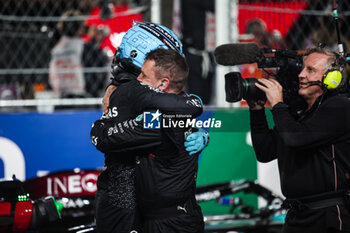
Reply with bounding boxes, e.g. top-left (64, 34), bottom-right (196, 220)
top-left (119, 21), bottom-right (184, 68)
